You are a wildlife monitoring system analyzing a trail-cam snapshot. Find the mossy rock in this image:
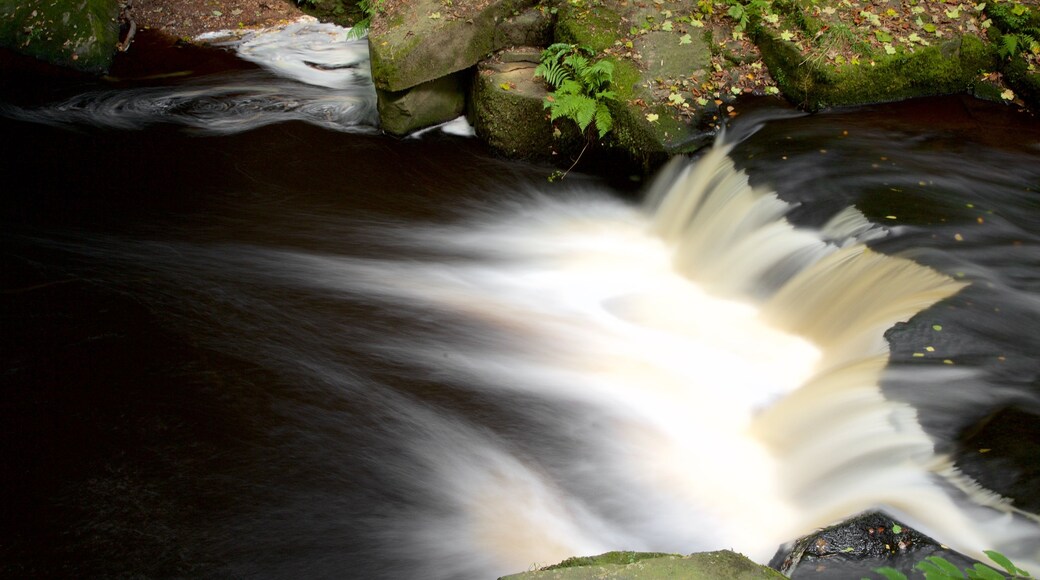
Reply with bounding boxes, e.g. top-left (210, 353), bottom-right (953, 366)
top-left (471, 50), bottom-right (582, 159)
top-left (986, 26), bottom-right (1040, 111)
top-left (756, 30), bottom-right (996, 109)
top-left (553, 2), bottom-right (714, 165)
top-left (1005, 55), bottom-right (1040, 109)
top-left (500, 549), bottom-right (786, 579)
top-left (553, 2), bottom-right (621, 52)
top-left (368, 0), bottom-right (545, 92)
top-left (0, 0), bottom-right (120, 73)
